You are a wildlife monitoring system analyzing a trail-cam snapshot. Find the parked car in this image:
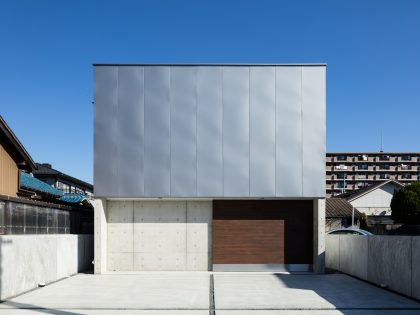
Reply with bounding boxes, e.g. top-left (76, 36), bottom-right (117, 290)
top-left (327, 228), bottom-right (373, 236)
